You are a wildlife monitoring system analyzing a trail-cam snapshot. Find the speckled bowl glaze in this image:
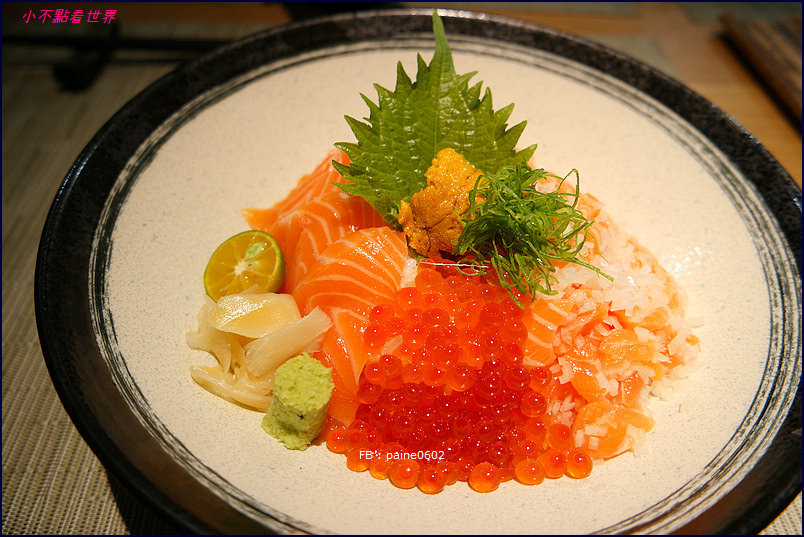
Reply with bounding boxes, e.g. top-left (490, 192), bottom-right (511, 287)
top-left (36, 9), bottom-right (801, 534)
